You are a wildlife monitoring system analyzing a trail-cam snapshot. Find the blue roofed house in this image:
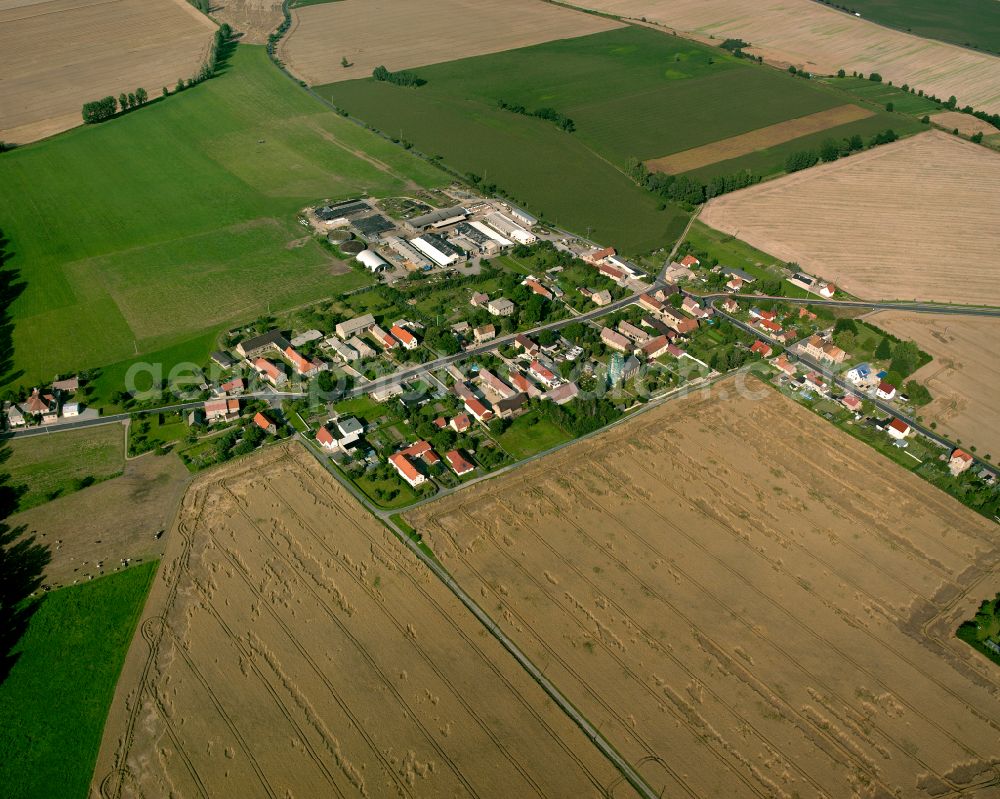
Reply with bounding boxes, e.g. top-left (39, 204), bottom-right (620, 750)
top-left (846, 363), bottom-right (871, 385)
